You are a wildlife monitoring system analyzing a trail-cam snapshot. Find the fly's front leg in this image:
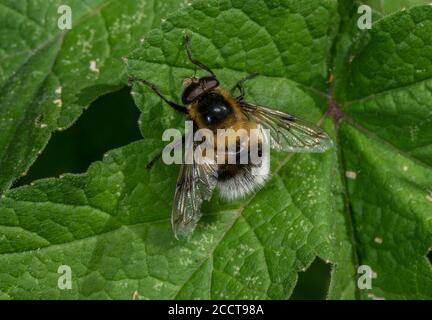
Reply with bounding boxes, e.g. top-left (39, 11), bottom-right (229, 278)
top-left (129, 76), bottom-right (188, 114)
top-left (233, 73), bottom-right (259, 102)
top-left (183, 33), bottom-right (216, 77)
